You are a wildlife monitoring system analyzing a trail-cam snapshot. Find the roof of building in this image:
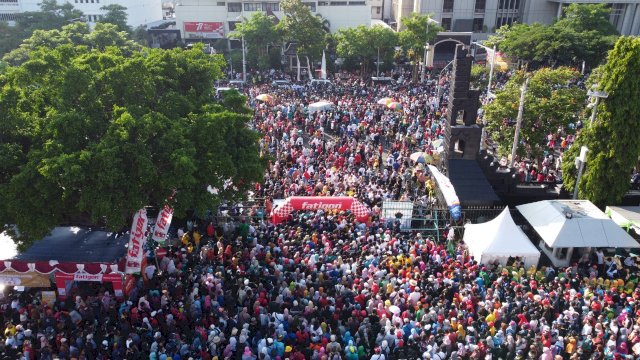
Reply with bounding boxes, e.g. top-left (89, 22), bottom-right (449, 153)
top-left (447, 159), bottom-right (501, 206)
